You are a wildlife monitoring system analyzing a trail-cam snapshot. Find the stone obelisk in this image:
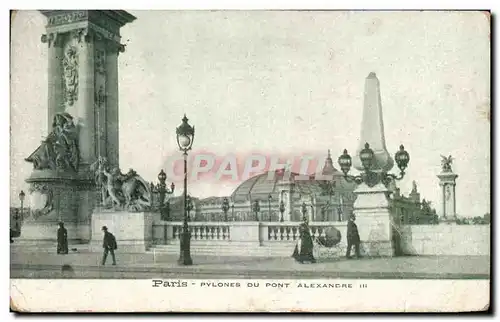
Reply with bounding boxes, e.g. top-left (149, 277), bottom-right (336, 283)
top-left (20, 11), bottom-right (136, 245)
top-left (352, 72), bottom-right (395, 257)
